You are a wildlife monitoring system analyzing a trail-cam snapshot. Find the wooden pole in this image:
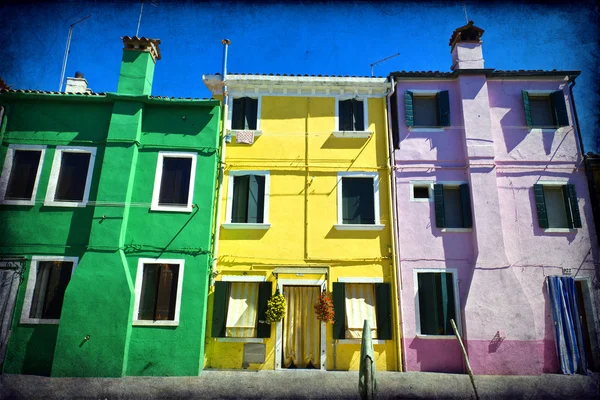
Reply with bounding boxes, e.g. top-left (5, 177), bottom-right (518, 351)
top-left (450, 319), bottom-right (479, 400)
